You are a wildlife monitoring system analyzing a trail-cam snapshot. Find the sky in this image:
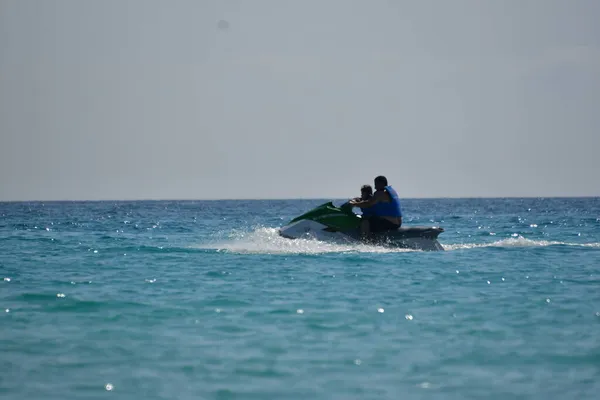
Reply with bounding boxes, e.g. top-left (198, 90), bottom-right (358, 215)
top-left (1, 0), bottom-right (599, 201)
